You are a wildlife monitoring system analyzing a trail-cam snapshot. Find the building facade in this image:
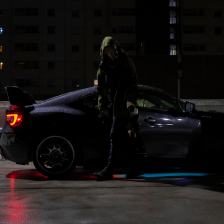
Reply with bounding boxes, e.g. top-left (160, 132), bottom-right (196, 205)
top-left (136, 0), bottom-right (181, 56)
top-left (0, 0), bottom-right (136, 100)
top-left (1, 0), bottom-right (224, 100)
top-left (181, 0), bottom-right (224, 55)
